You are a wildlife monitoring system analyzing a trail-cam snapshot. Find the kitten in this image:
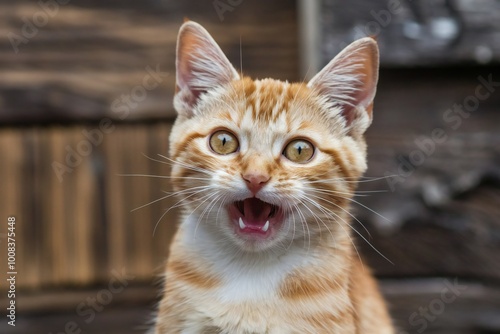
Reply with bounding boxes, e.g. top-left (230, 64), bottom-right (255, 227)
top-left (153, 21), bottom-right (394, 334)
